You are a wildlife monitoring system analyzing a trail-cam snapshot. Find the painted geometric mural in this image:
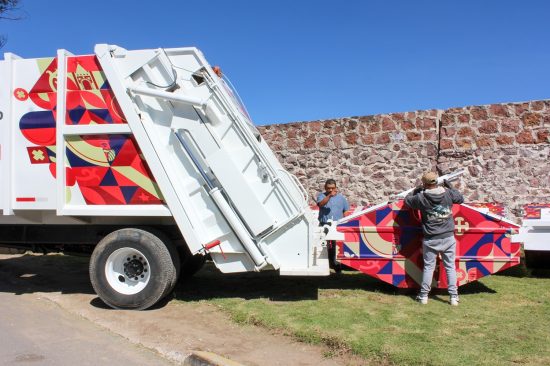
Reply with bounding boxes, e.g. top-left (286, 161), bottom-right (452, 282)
top-left (65, 55), bottom-right (126, 125)
top-left (17, 55), bottom-right (164, 205)
top-left (335, 201), bottom-right (521, 289)
top-left (65, 134), bottom-right (162, 205)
